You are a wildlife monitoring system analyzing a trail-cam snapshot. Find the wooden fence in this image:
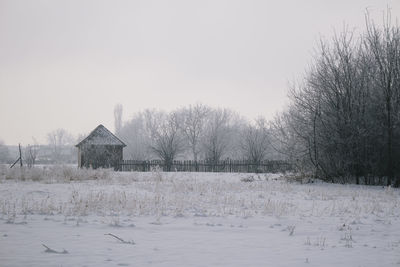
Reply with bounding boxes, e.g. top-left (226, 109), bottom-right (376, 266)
top-left (119, 159), bottom-right (292, 173)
